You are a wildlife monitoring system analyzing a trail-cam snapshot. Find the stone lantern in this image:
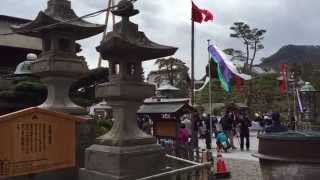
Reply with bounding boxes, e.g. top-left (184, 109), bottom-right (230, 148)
top-left (12, 0), bottom-right (106, 115)
top-left (80, 0), bottom-right (178, 179)
top-left (300, 82), bottom-right (320, 123)
top-left (11, 1), bottom-right (105, 179)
